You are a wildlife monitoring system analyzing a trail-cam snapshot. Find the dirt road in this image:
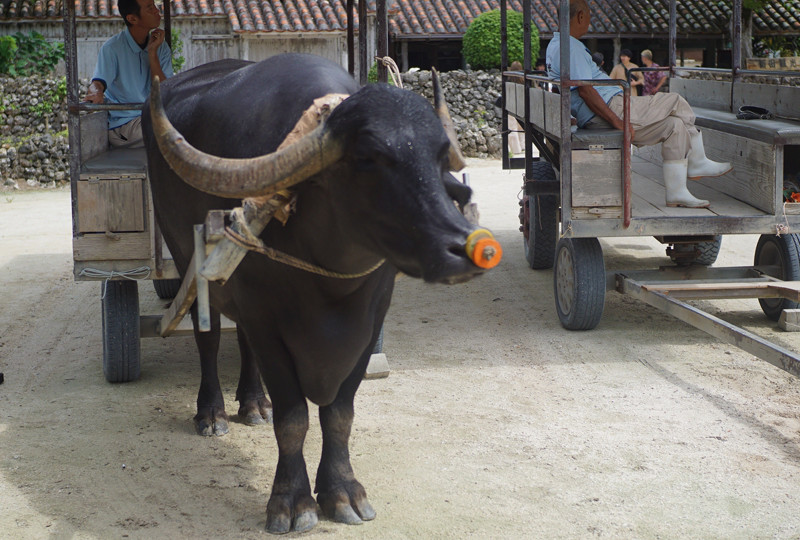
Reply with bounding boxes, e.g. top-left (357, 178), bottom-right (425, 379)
top-left (2, 160), bottom-right (800, 539)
